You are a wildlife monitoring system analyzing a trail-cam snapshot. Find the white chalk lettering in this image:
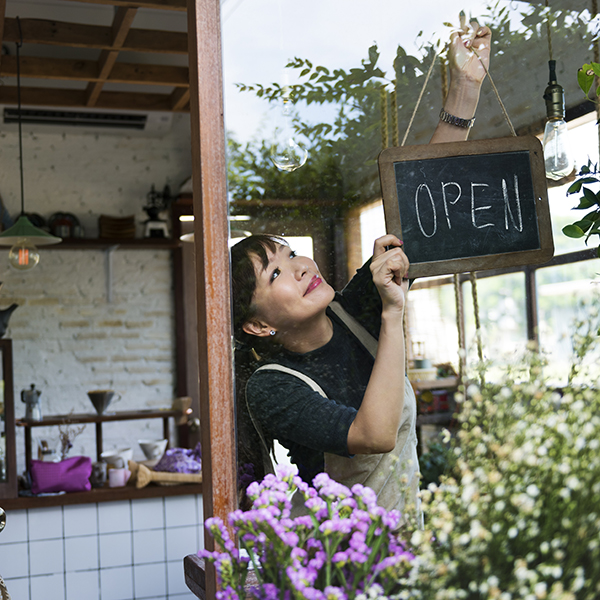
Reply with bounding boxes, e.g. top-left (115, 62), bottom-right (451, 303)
top-left (503, 175), bottom-right (523, 232)
top-left (470, 183), bottom-right (493, 229)
top-left (415, 183), bottom-right (437, 238)
top-left (441, 181), bottom-right (461, 229)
